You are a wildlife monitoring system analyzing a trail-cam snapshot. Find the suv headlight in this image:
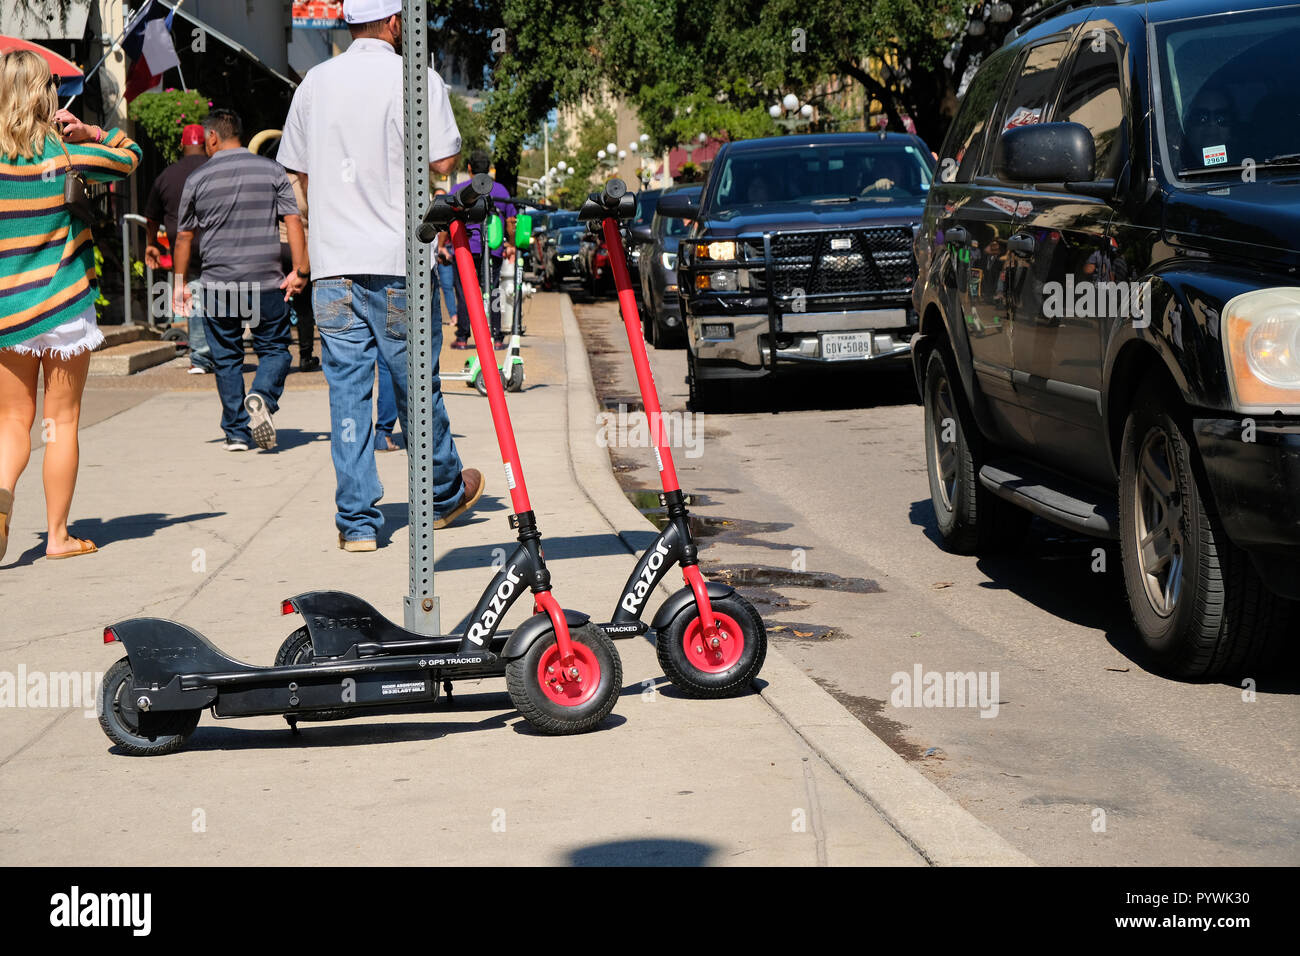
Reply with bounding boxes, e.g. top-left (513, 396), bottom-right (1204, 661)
top-left (1223, 288), bottom-right (1300, 412)
top-left (661, 251), bottom-right (678, 270)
